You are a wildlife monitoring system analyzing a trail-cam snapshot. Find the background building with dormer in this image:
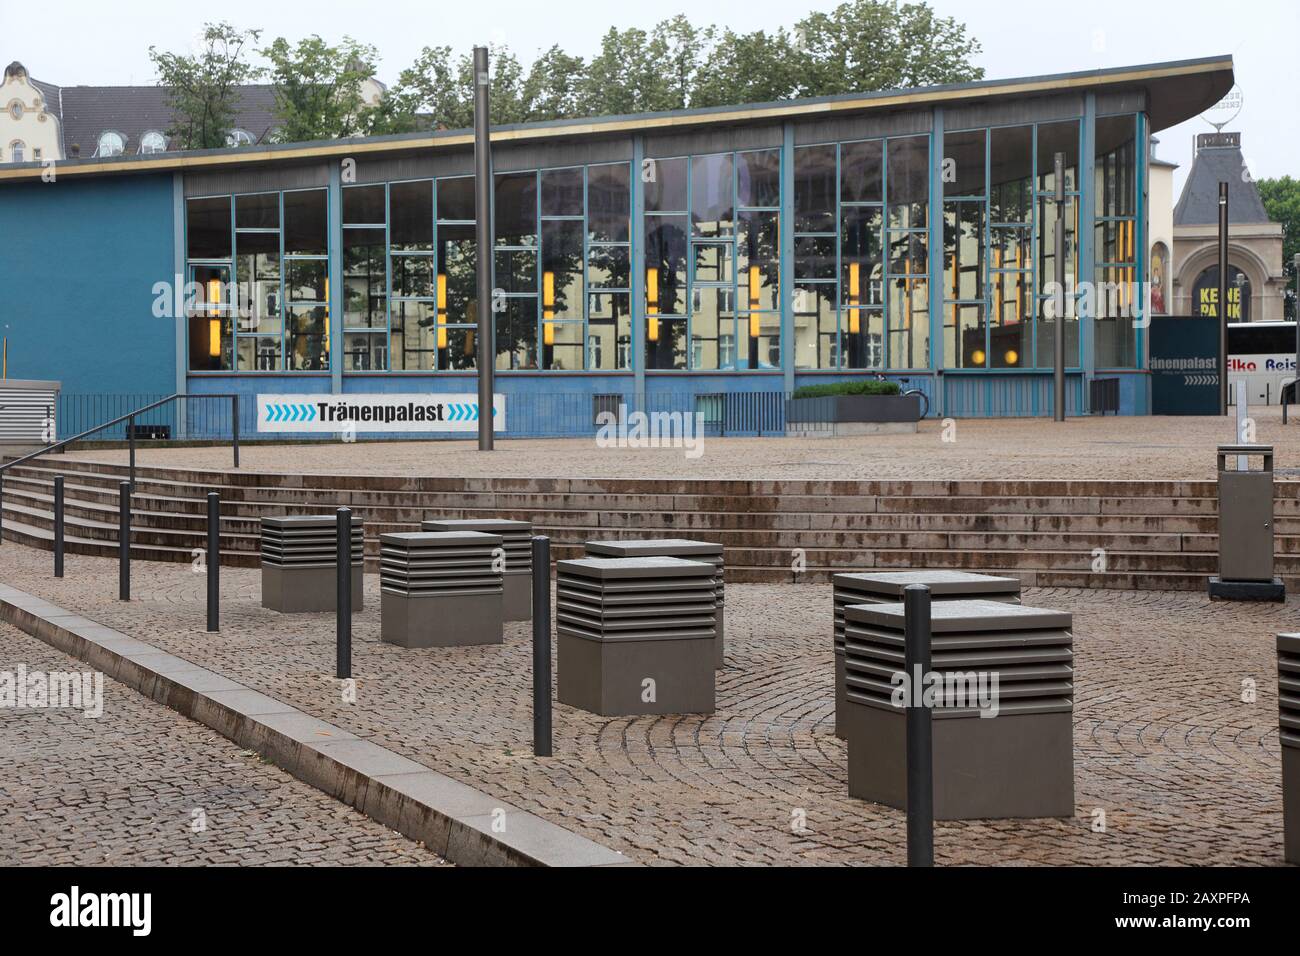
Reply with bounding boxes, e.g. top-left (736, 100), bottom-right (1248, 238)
top-left (1, 60), bottom-right (385, 162)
